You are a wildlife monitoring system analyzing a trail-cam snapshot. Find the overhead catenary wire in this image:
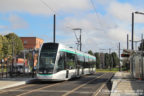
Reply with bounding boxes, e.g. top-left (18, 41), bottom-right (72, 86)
top-left (39, 0), bottom-right (56, 14)
top-left (89, 0), bottom-right (105, 32)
